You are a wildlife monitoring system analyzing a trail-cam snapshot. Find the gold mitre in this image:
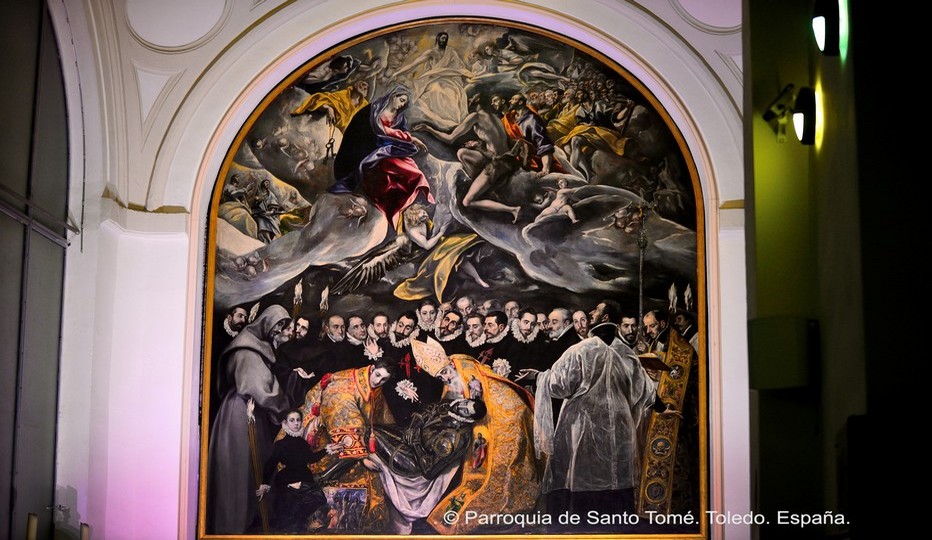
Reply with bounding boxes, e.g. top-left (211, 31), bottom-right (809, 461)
top-left (411, 338), bottom-right (451, 378)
